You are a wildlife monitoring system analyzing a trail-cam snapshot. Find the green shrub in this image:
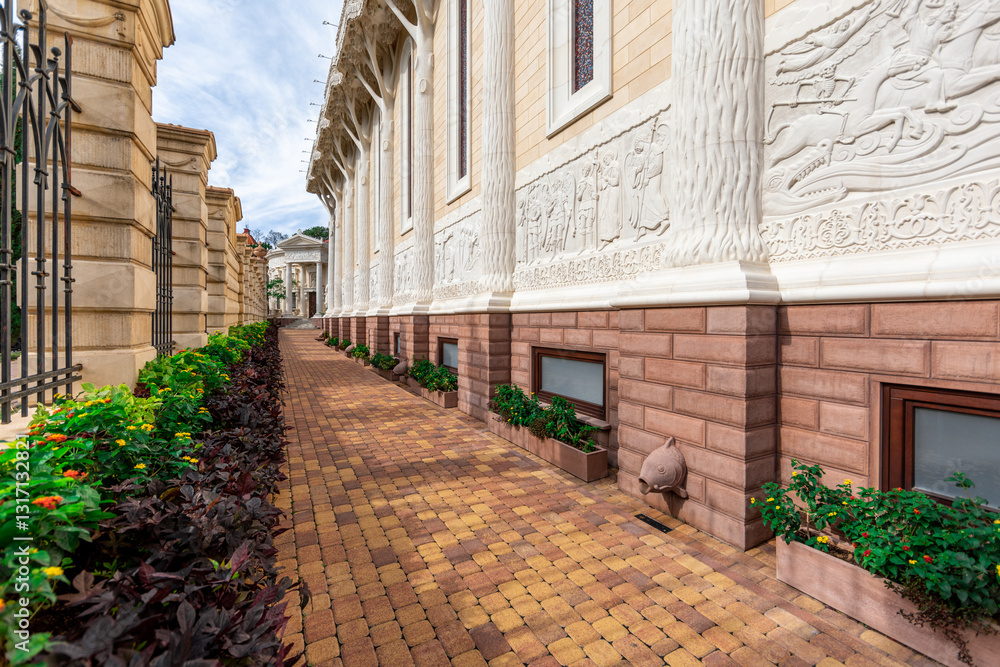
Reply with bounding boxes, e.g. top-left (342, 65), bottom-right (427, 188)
top-left (352, 344), bottom-right (371, 360)
top-left (201, 331), bottom-right (251, 367)
top-left (328, 337), bottom-right (340, 347)
top-left (489, 384), bottom-right (544, 427)
top-left (408, 358), bottom-right (435, 385)
top-left (370, 352), bottom-right (399, 371)
top-left (756, 461), bottom-right (1000, 665)
top-left (489, 385), bottom-right (597, 452)
top-left (338, 339), bottom-right (352, 350)
top-left (407, 358), bottom-right (457, 392)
